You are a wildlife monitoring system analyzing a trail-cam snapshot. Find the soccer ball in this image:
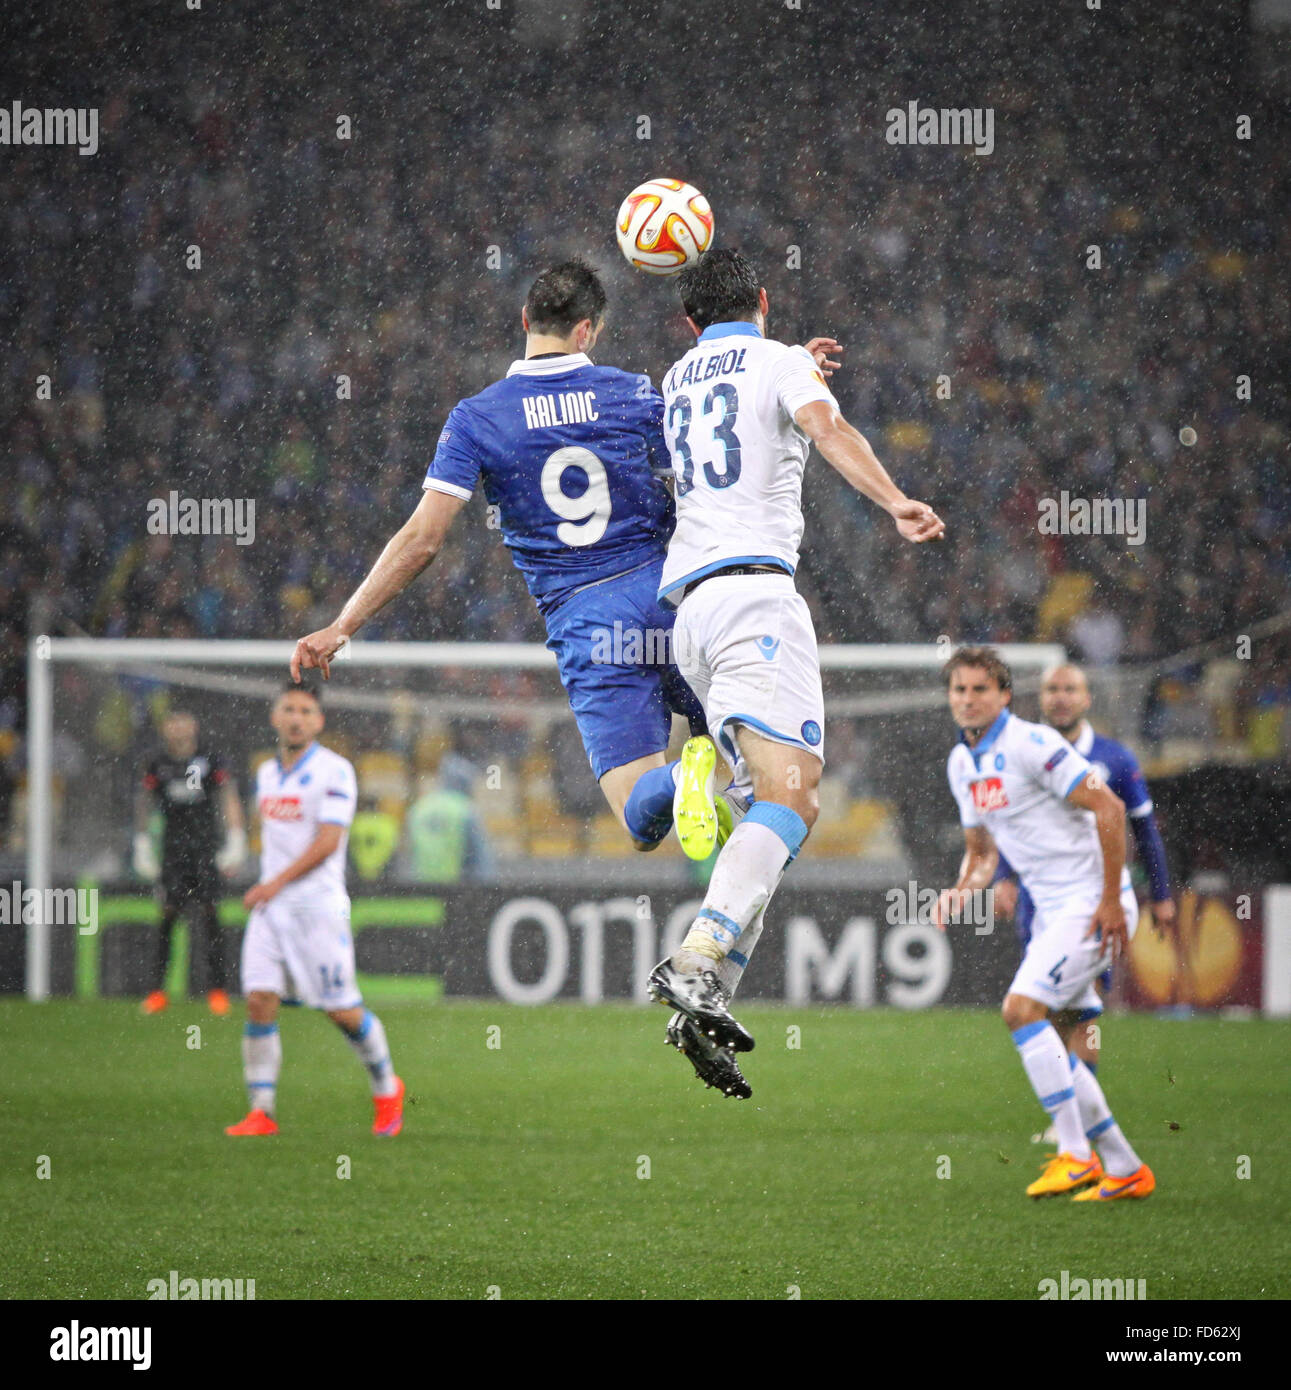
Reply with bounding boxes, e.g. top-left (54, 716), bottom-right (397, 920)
top-left (615, 178), bottom-right (714, 276)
